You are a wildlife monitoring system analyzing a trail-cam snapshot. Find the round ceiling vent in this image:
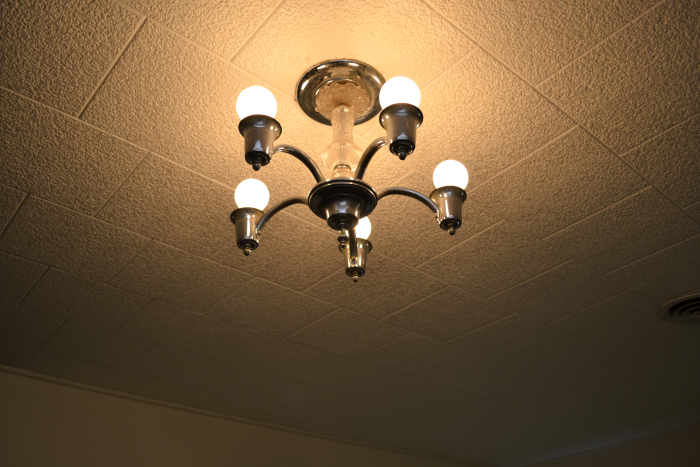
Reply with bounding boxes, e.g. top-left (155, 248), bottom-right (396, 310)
top-left (658, 295), bottom-right (700, 323)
